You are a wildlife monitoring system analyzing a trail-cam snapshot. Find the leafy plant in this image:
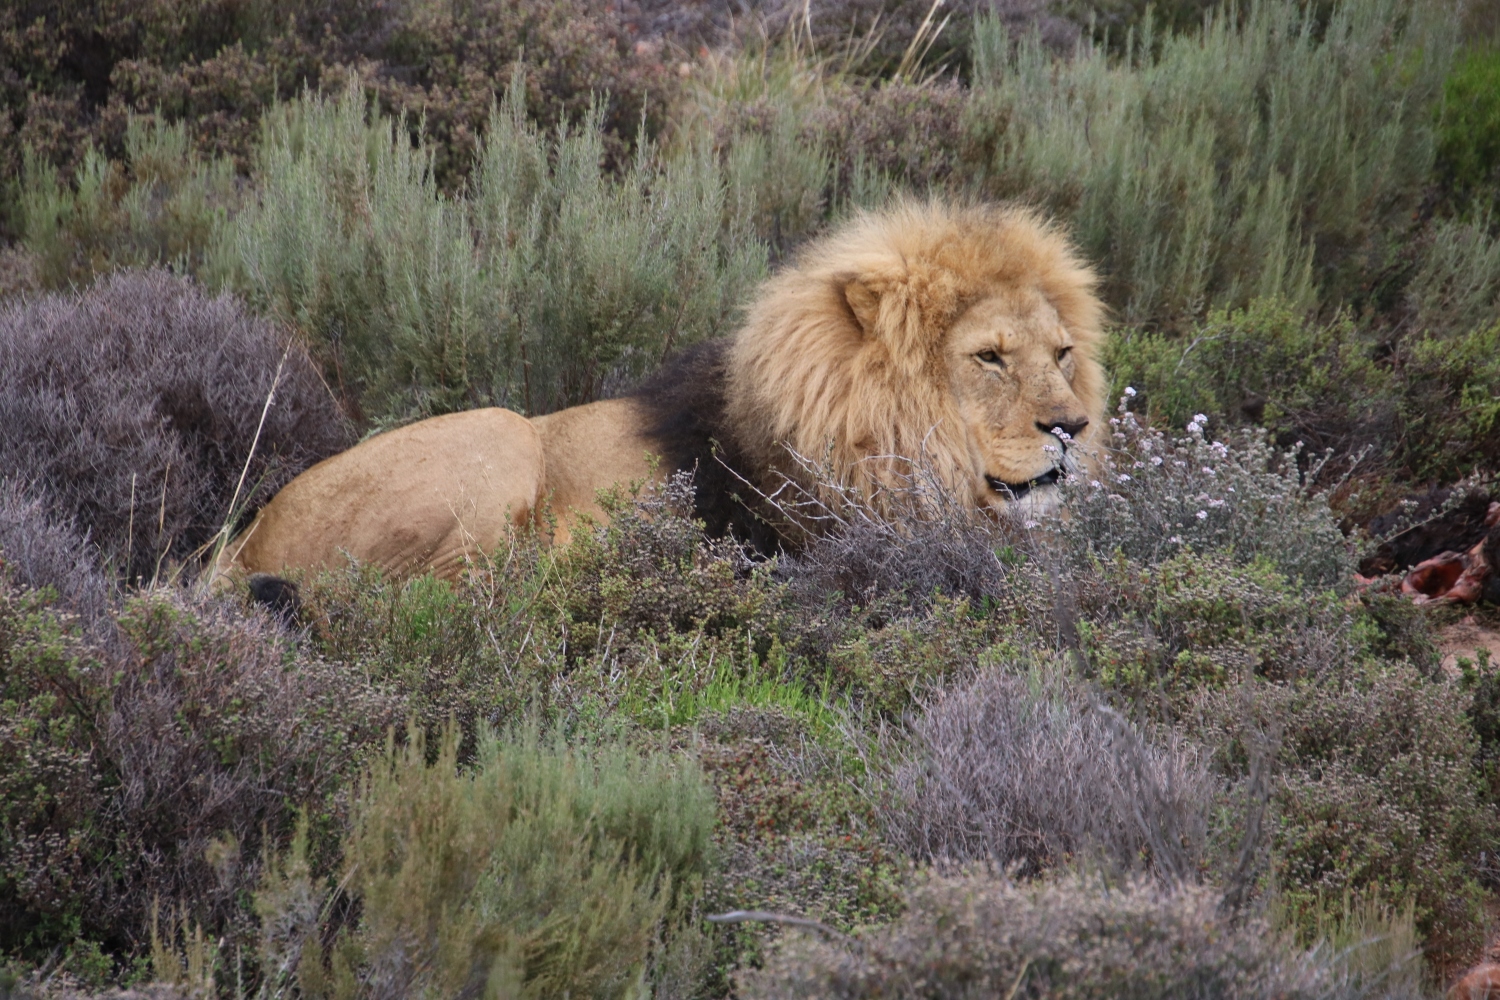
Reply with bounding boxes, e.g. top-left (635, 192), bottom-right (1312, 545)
top-left (261, 724), bottom-right (716, 1000)
top-left (1435, 46), bottom-right (1500, 219)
